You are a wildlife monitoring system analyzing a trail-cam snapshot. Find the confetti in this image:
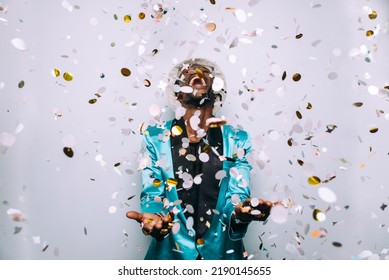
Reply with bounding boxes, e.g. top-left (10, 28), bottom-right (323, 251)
top-left (270, 205), bottom-right (288, 224)
top-left (368, 11), bottom-right (377, 20)
top-left (63, 147), bottom-right (74, 158)
top-left (313, 209), bottom-right (326, 222)
top-left (124, 15), bottom-right (131, 23)
top-left (171, 125), bottom-right (183, 136)
top-left (143, 79), bottom-right (151, 87)
top-left (63, 72), bottom-right (73, 81)
top-left (318, 187), bottom-right (337, 203)
top-left (234, 9), bottom-right (247, 22)
top-left (167, 178), bottom-right (178, 187)
top-left (328, 72), bottom-right (338, 80)
top-left (197, 238), bottom-right (205, 245)
top-left (353, 102), bottom-right (363, 107)
top-left (308, 176), bottom-right (321, 186)
top-left (292, 73), bottom-right (301, 82)
top-left (172, 222), bottom-right (180, 234)
top-left (366, 30), bottom-right (374, 37)
top-left (369, 128), bottom-right (378, 133)
top-left (88, 98), bottom-right (97, 104)
top-left (295, 33), bottom-right (303, 39)
top-left (52, 69), bottom-right (60, 77)
top-left (0, 132), bottom-right (16, 147)
top-left (121, 68), bottom-right (131, 77)
top-left (108, 206), bottom-right (117, 214)
top-left (205, 22), bottom-right (216, 32)
top-left (138, 12), bottom-right (146, 20)
top-left (10, 38), bottom-right (27, 51)
top-left (148, 104), bottom-right (160, 116)
top-left (18, 80), bottom-right (25, 88)
top-left (332, 242), bottom-right (342, 247)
